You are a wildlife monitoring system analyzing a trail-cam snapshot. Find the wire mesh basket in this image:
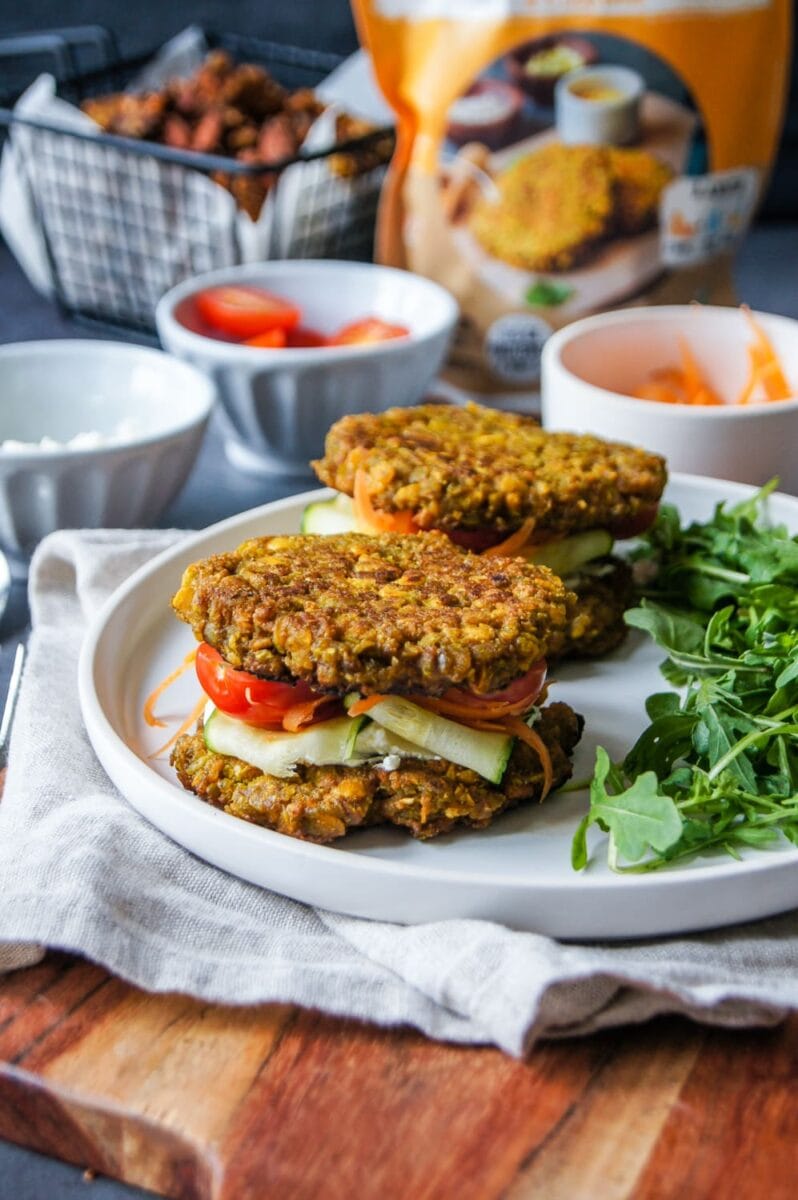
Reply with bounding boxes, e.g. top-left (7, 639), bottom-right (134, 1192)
top-left (0, 28), bottom-right (394, 334)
